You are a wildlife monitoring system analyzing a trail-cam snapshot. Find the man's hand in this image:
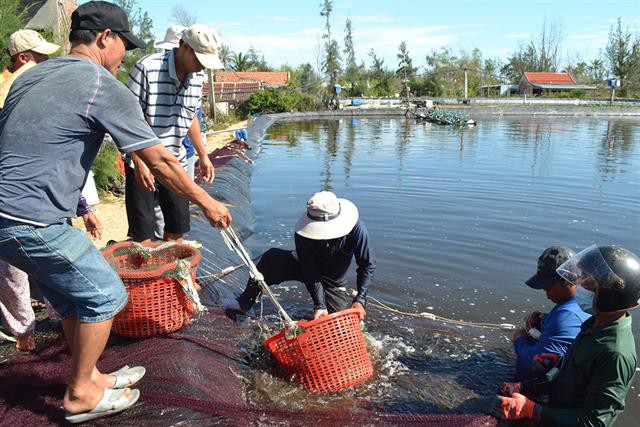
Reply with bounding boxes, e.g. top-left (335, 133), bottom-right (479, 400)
top-left (198, 157), bottom-right (215, 184)
top-left (351, 302), bottom-right (366, 319)
top-left (202, 199), bottom-right (232, 228)
top-left (524, 311), bottom-right (542, 330)
top-left (512, 327), bottom-right (527, 342)
top-left (81, 212), bottom-right (102, 240)
top-left (133, 160), bottom-right (155, 191)
top-left (313, 309), bottom-right (328, 320)
top-left (497, 393), bottom-right (537, 420)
